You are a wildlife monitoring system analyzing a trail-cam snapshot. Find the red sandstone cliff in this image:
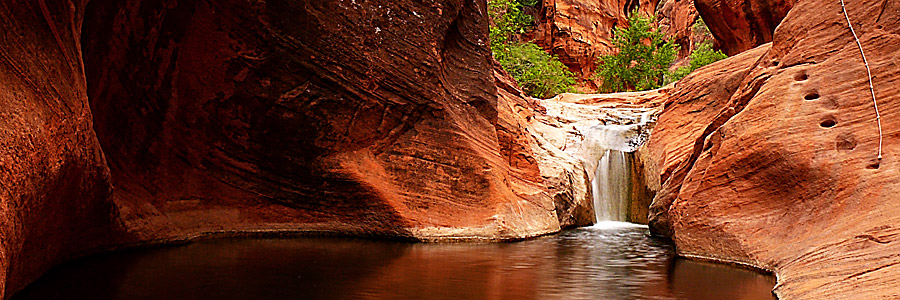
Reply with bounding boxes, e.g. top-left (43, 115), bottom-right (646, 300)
top-left (528, 0), bottom-right (660, 89)
top-left (646, 0), bottom-right (900, 298)
top-left (3, 0), bottom-right (900, 299)
top-left (1, 0), bottom-right (593, 297)
top-left (694, 0), bottom-right (796, 55)
top-left (527, 0), bottom-right (796, 90)
top-left (0, 0), bottom-right (120, 296)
